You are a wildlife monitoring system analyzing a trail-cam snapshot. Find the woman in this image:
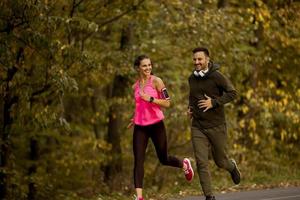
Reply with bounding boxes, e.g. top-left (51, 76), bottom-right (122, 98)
top-left (128, 55), bottom-right (194, 200)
